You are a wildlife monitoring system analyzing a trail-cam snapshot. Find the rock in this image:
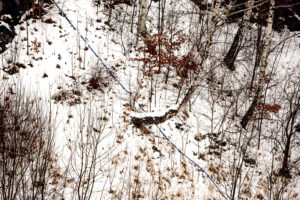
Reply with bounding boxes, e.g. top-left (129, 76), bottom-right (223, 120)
top-left (0, 0), bottom-right (51, 53)
top-left (295, 123), bottom-right (300, 132)
top-left (0, 22), bottom-right (15, 53)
